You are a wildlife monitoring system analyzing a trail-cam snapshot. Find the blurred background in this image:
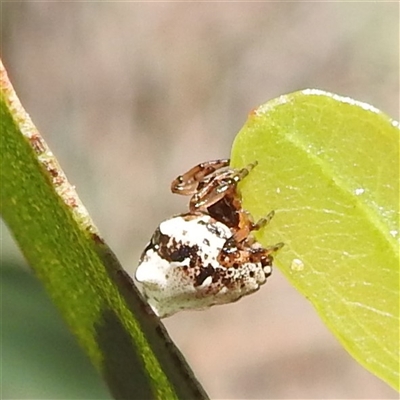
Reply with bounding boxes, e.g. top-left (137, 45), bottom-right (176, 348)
top-left (1, 2), bottom-right (398, 399)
